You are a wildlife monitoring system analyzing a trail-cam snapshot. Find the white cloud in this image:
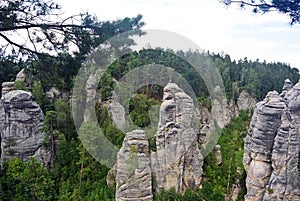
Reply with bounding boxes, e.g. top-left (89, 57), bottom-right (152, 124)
top-left (57, 0), bottom-right (300, 68)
